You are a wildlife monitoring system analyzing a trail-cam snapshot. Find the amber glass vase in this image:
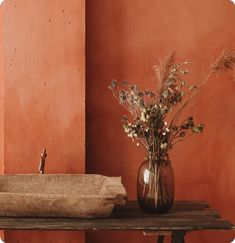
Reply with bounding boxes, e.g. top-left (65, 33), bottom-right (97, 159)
top-left (137, 159), bottom-right (175, 213)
